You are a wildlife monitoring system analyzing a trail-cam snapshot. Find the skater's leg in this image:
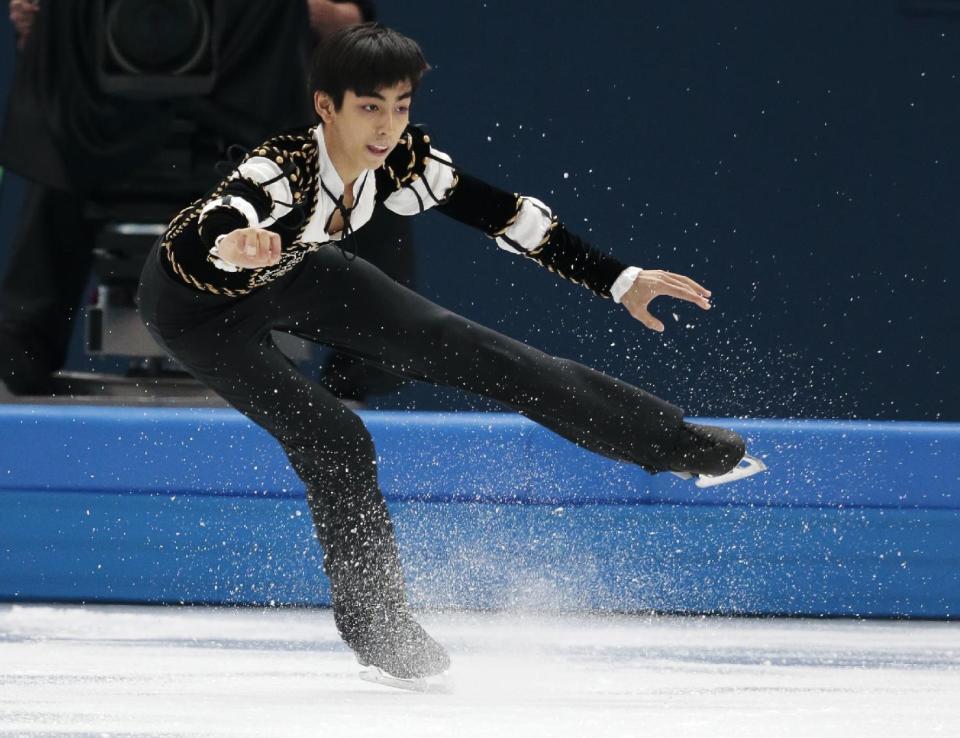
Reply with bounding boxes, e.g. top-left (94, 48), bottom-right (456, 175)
top-left (185, 335), bottom-right (446, 675)
top-left (137, 250), bottom-right (448, 677)
top-left (277, 249), bottom-right (700, 473)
